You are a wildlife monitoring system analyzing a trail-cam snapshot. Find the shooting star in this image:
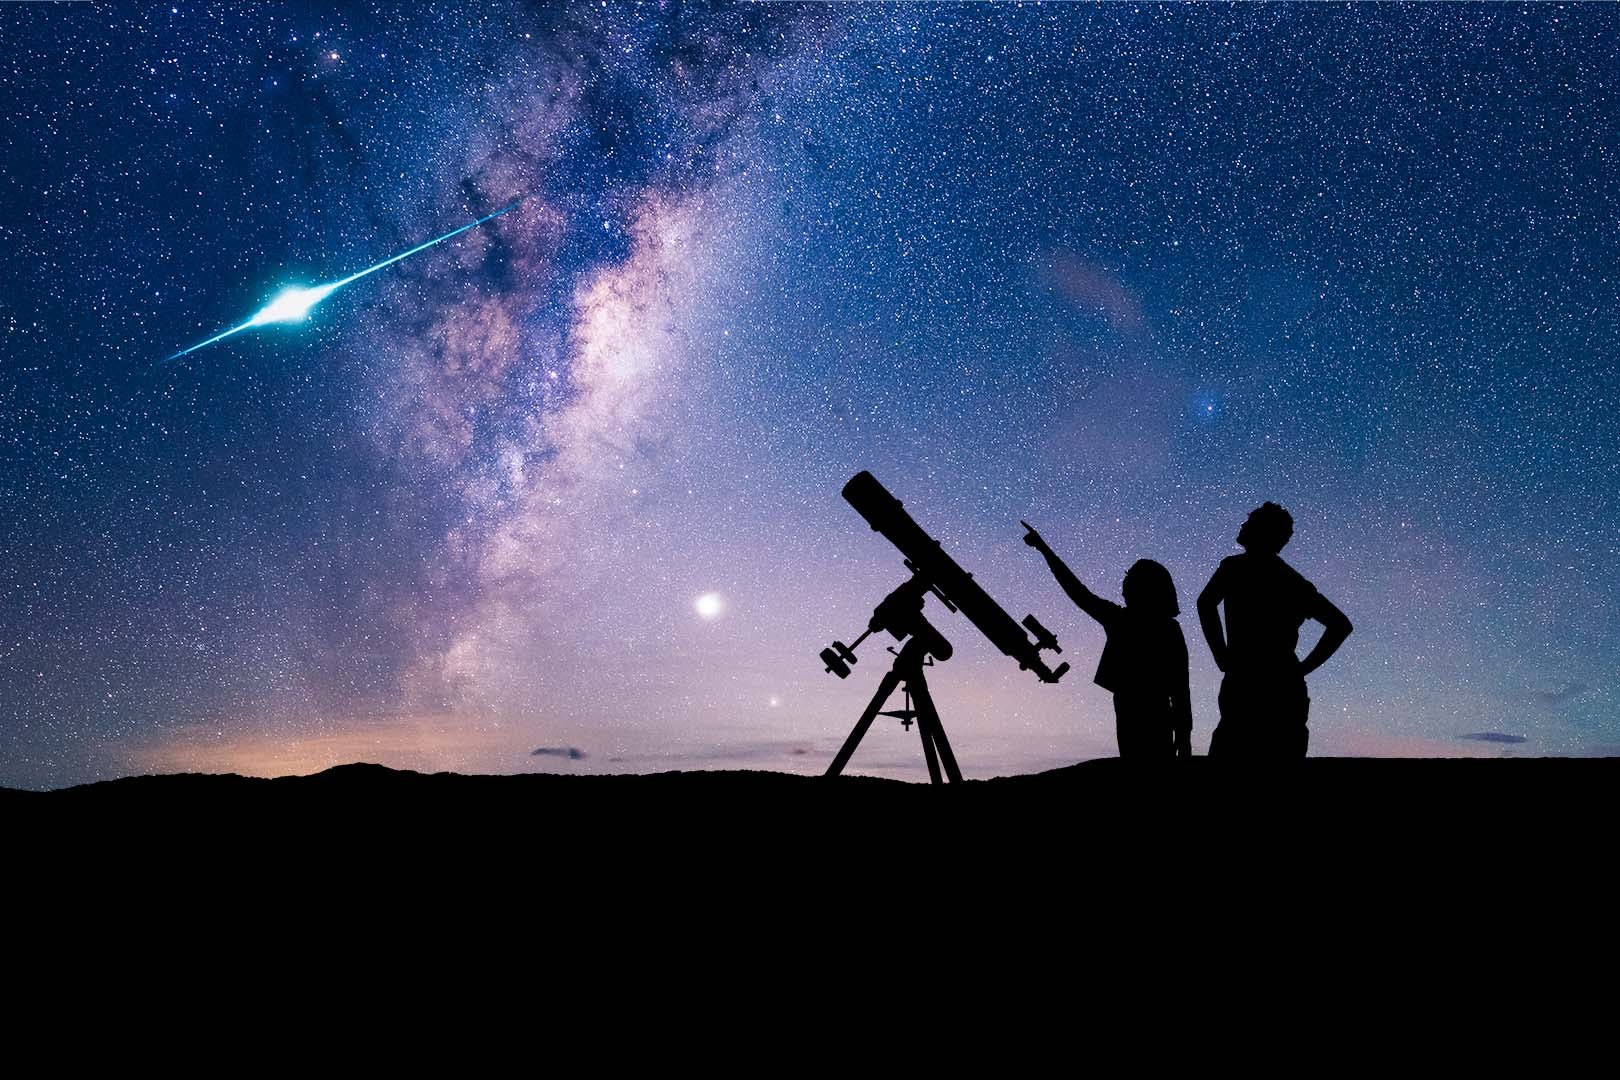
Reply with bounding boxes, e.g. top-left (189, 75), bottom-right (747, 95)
top-left (166, 200), bottom-right (524, 361)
